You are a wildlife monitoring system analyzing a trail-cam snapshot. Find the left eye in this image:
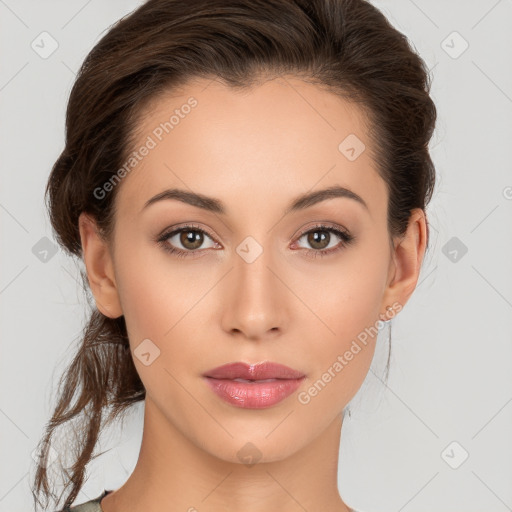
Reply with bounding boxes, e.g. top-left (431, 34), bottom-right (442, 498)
top-left (296, 227), bottom-right (345, 251)
top-left (292, 225), bottom-right (354, 257)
